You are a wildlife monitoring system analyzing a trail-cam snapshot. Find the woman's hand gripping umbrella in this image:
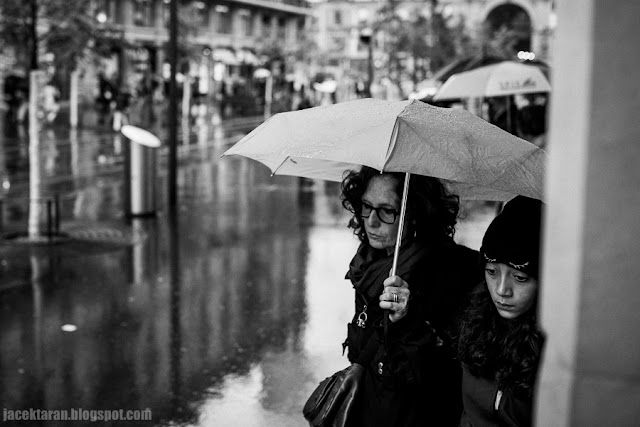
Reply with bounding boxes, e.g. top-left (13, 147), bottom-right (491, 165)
top-left (223, 98), bottom-right (547, 426)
